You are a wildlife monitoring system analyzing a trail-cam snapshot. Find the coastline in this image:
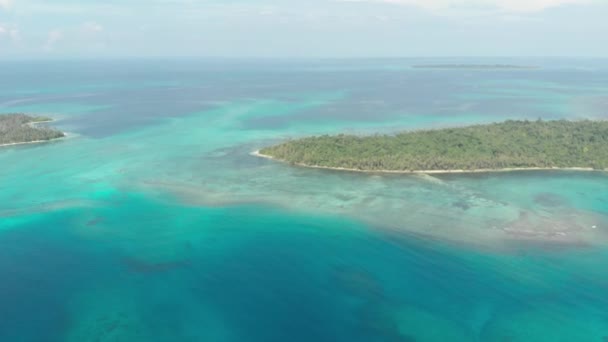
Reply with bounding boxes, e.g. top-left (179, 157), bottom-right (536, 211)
top-left (251, 150), bottom-right (606, 175)
top-left (0, 136), bottom-right (67, 148)
top-left (27, 119), bottom-right (54, 127)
